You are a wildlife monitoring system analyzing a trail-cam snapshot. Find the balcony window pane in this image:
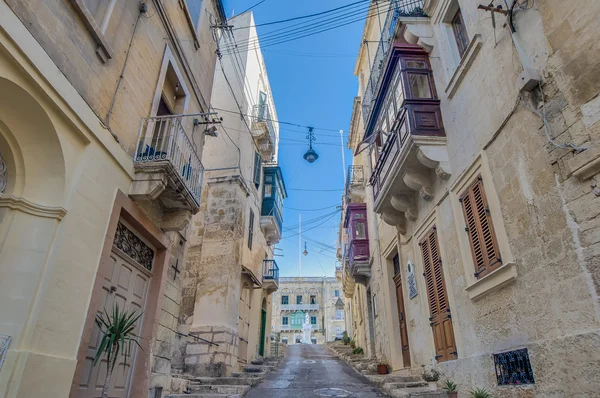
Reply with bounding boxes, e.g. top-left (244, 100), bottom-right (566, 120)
top-left (394, 72), bottom-right (405, 109)
top-left (264, 184), bottom-right (272, 197)
top-left (355, 222), bottom-right (366, 239)
top-left (408, 74), bottom-right (432, 99)
top-left (406, 60), bottom-right (428, 69)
